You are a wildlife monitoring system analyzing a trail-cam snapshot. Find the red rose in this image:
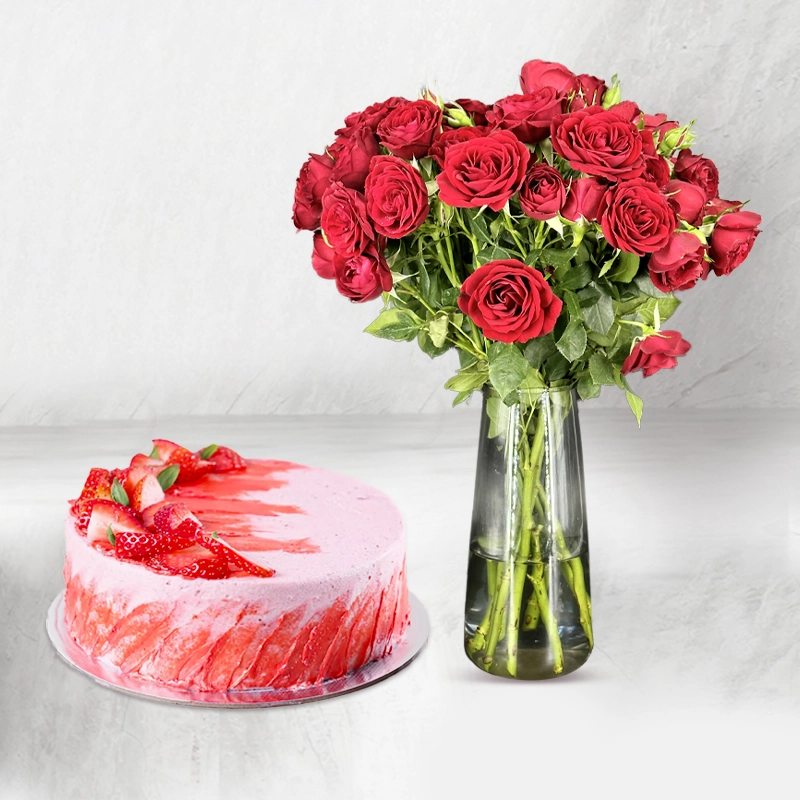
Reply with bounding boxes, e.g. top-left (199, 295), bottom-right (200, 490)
top-left (673, 150), bottom-right (719, 202)
top-left (292, 152), bottom-right (334, 231)
top-left (518, 163), bottom-right (566, 220)
top-left (376, 99), bottom-right (442, 160)
top-left (641, 113), bottom-right (679, 147)
top-left (334, 246), bottom-right (392, 303)
top-left (365, 156), bottom-right (429, 238)
top-left (622, 331), bottom-right (691, 377)
top-left (561, 177), bottom-right (606, 222)
top-left (709, 210), bottom-right (761, 276)
top-left (429, 126), bottom-right (486, 168)
top-left (336, 97), bottom-right (408, 137)
top-left (329, 125), bottom-right (381, 191)
top-left (519, 59), bottom-right (579, 96)
top-left (665, 179), bottom-right (706, 225)
top-left (599, 179), bottom-right (676, 255)
top-left (705, 197), bottom-right (742, 217)
top-left (311, 232), bottom-right (335, 279)
top-left (320, 182), bottom-right (374, 257)
top-left (639, 126), bottom-right (670, 187)
top-left (487, 88), bottom-right (565, 144)
top-left (605, 101), bottom-right (642, 124)
top-left (452, 98), bottom-right (491, 127)
top-left (574, 74), bottom-right (607, 108)
top-left (437, 130), bottom-right (529, 212)
top-left (457, 259), bottom-right (562, 343)
top-left (648, 231), bottom-right (709, 292)
top-left (551, 106), bottom-right (645, 181)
